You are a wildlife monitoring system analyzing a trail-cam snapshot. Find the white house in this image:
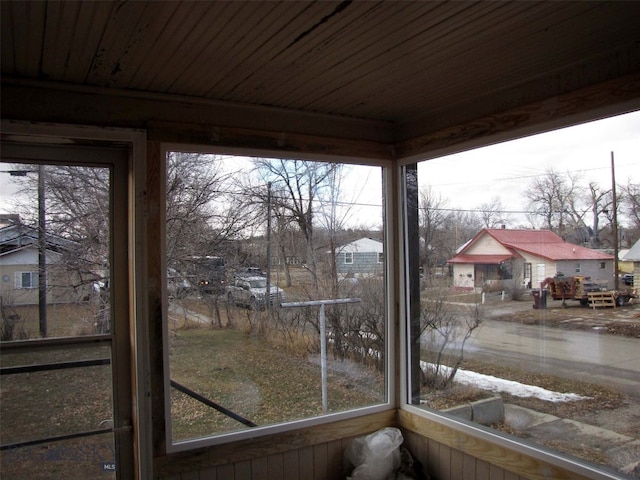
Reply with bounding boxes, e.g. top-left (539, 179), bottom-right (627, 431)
top-left (0, 223), bottom-right (91, 305)
top-left (448, 228), bottom-right (615, 290)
